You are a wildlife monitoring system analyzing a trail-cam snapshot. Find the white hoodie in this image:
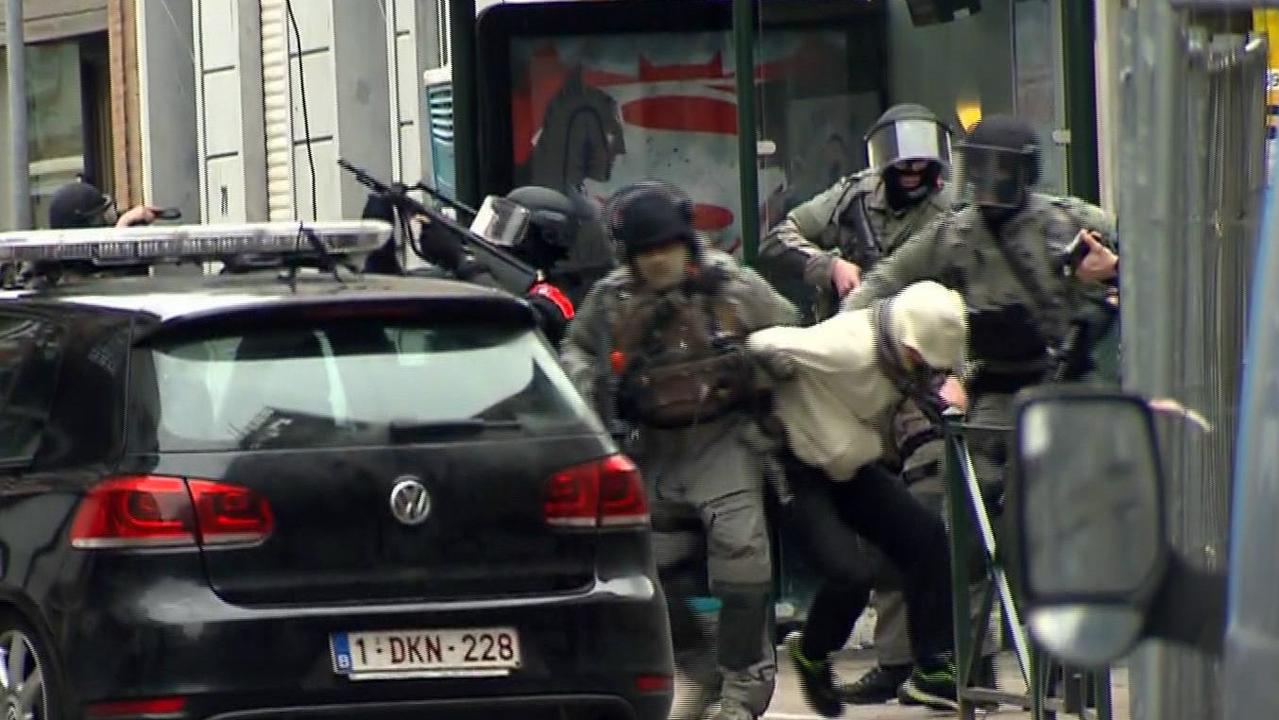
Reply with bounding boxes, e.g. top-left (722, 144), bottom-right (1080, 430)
top-left (747, 281), bottom-right (967, 482)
